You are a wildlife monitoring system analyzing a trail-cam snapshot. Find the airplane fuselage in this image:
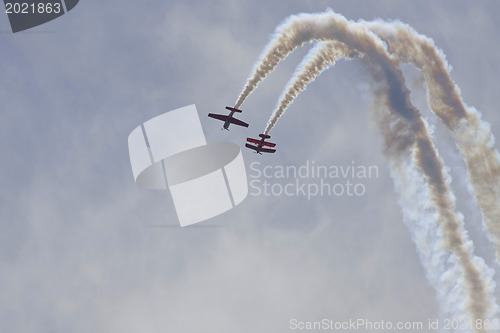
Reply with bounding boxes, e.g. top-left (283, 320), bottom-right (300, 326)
top-left (223, 111), bottom-right (236, 129)
top-left (248, 138), bottom-right (266, 153)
